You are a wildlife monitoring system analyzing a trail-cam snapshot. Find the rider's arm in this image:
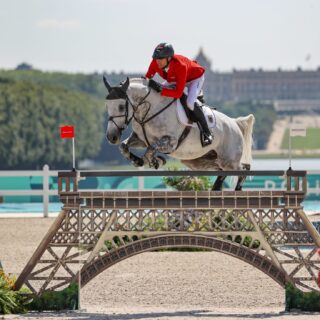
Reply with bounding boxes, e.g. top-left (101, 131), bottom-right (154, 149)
top-left (145, 59), bottom-right (158, 79)
top-left (161, 63), bottom-right (187, 99)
